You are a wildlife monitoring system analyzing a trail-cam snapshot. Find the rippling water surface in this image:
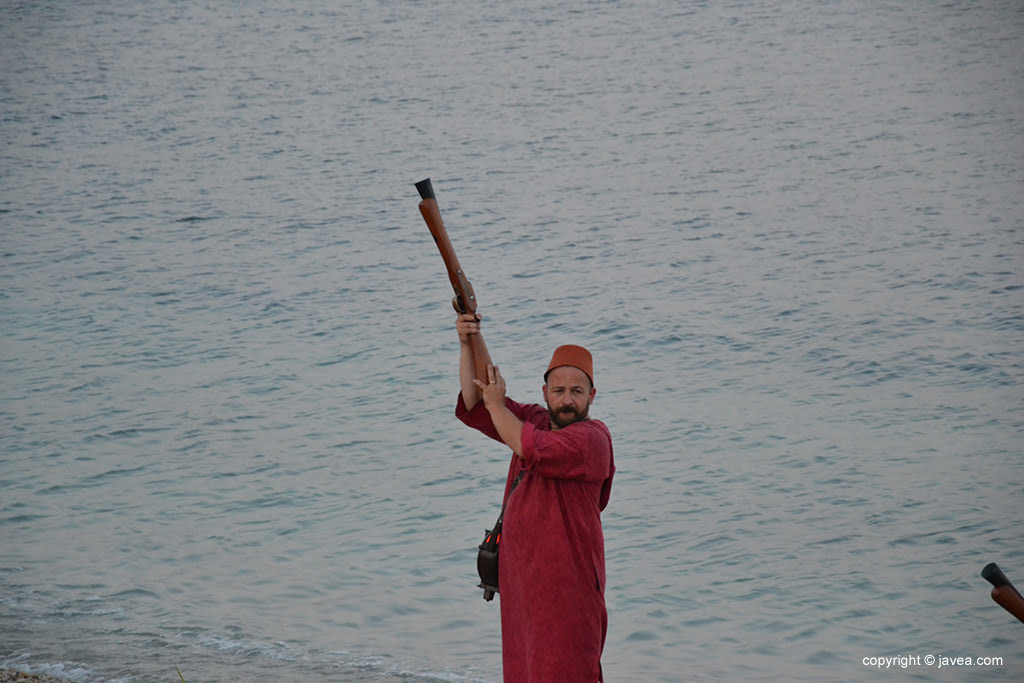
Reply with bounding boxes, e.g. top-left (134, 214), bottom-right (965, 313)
top-left (2, 1), bottom-right (1022, 681)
